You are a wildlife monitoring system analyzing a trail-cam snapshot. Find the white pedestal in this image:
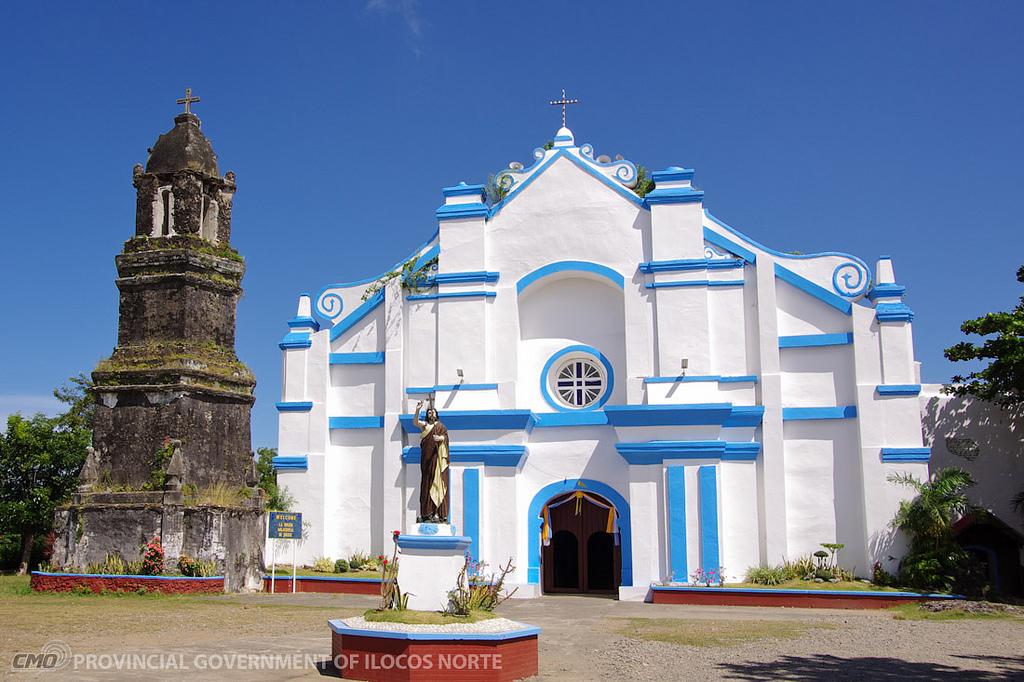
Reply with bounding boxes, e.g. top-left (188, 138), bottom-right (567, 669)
top-left (395, 523), bottom-right (472, 612)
